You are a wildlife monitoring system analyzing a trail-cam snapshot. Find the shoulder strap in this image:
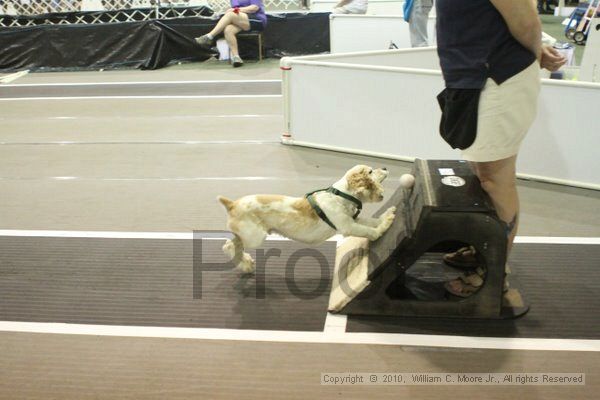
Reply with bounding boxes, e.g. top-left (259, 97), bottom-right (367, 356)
top-left (327, 187), bottom-right (362, 219)
top-left (306, 192), bottom-right (337, 230)
top-left (304, 186), bottom-right (363, 230)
